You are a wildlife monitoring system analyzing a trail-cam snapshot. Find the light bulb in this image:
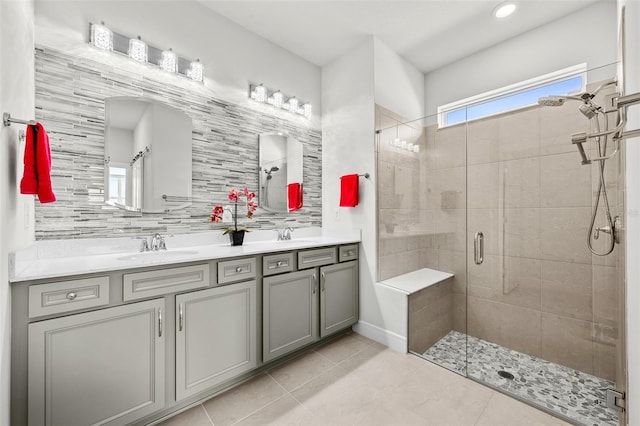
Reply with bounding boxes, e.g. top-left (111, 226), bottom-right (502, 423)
top-left (303, 103), bottom-right (312, 119)
top-left (187, 59), bottom-right (203, 82)
top-left (128, 36), bottom-right (147, 62)
top-left (273, 91), bottom-right (284, 108)
top-left (90, 22), bottom-right (113, 52)
top-left (288, 97), bottom-right (298, 112)
top-left (252, 84), bottom-right (266, 103)
top-left (160, 49), bottom-right (178, 73)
